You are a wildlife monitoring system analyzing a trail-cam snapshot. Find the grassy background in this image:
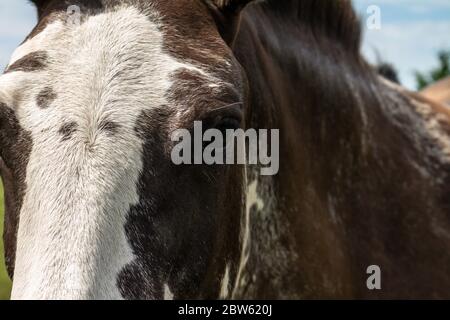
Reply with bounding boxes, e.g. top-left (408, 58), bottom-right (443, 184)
top-left (0, 180), bottom-right (12, 299)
